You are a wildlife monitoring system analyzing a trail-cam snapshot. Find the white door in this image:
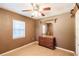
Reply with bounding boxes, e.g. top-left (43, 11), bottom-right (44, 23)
top-left (76, 10), bottom-right (79, 56)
